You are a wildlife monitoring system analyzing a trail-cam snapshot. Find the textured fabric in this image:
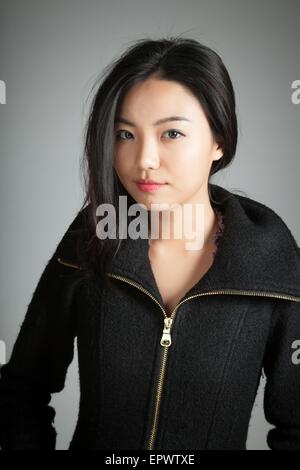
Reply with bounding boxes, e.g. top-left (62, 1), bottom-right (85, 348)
top-left (0, 183), bottom-right (299, 450)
